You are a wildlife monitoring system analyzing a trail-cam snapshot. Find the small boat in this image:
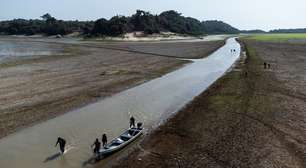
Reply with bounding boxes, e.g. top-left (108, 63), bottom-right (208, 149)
top-left (96, 125), bottom-right (143, 158)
